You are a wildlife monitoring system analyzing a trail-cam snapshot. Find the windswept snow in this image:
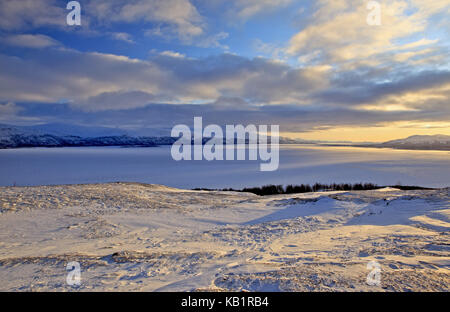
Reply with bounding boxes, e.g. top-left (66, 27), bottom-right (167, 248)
top-left (0, 183), bottom-right (448, 291)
